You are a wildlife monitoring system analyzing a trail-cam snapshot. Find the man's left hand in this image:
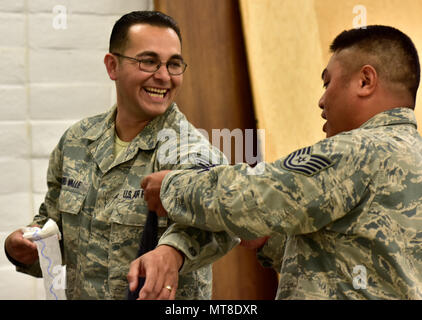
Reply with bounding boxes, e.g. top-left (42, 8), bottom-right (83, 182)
top-left (141, 170), bottom-right (171, 217)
